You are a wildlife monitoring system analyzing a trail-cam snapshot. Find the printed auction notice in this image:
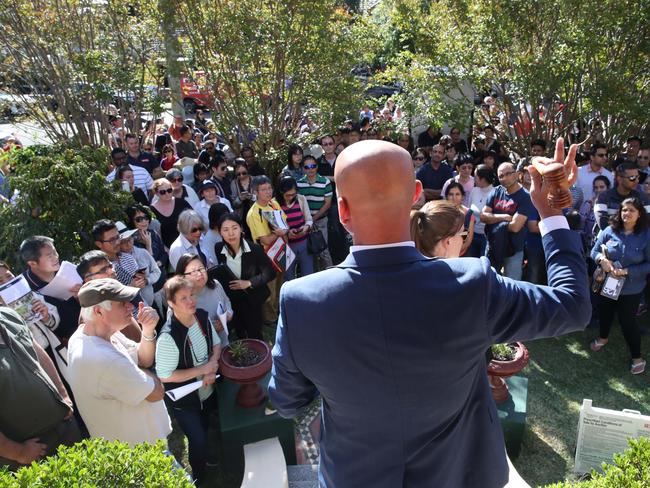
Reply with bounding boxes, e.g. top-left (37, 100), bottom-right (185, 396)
top-left (574, 399), bottom-right (650, 474)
